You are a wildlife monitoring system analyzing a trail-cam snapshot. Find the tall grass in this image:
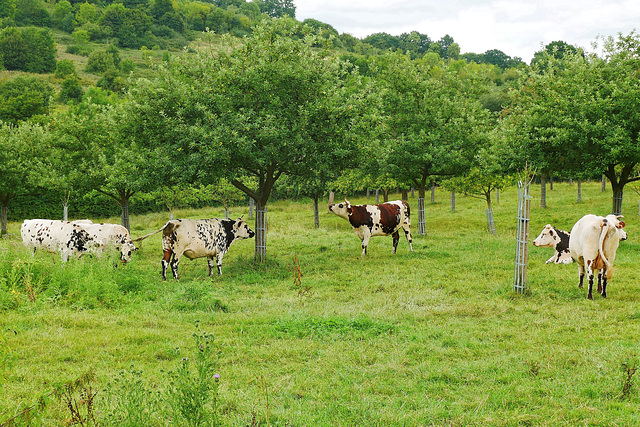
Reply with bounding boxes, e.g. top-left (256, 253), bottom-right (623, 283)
top-left (1, 181), bottom-right (640, 425)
